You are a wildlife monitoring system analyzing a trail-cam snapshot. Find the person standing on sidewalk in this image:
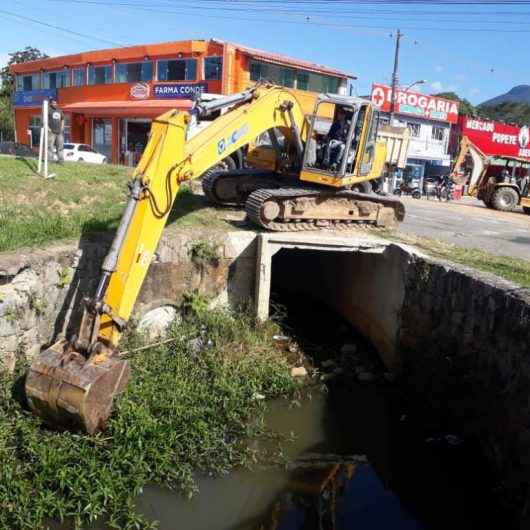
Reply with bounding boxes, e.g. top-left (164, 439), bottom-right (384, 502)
top-left (48, 99), bottom-right (64, 163)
